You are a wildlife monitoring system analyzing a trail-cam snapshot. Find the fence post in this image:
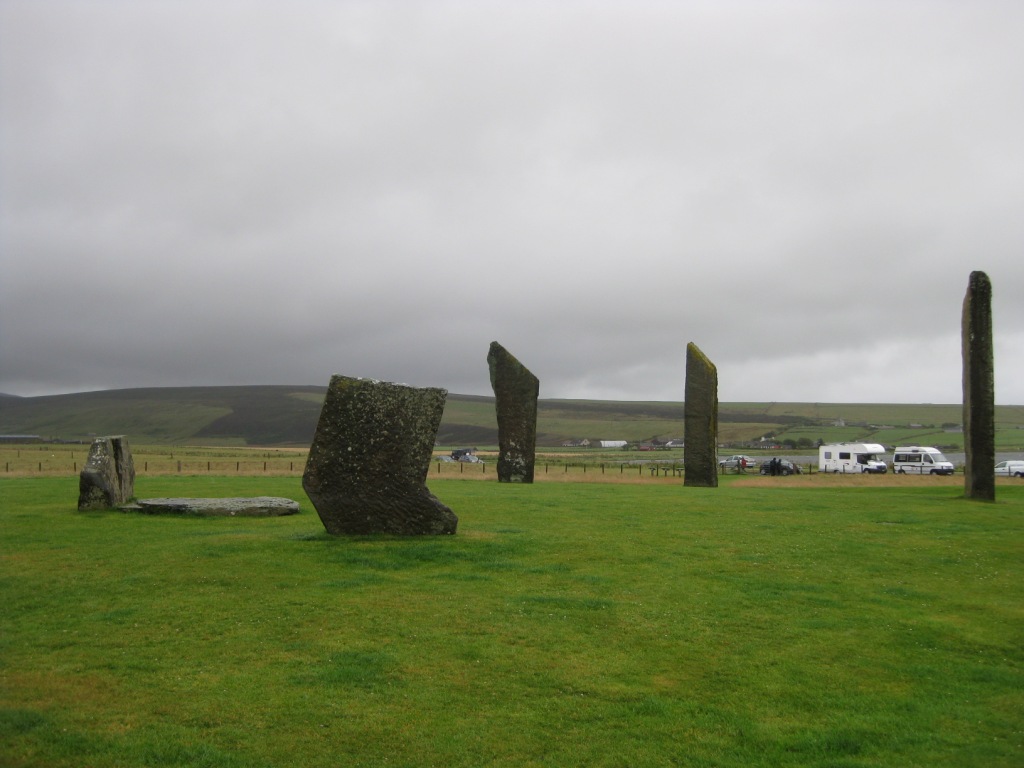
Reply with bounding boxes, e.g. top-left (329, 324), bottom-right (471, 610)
top-left (177, 461), bottom-right (181, 473)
